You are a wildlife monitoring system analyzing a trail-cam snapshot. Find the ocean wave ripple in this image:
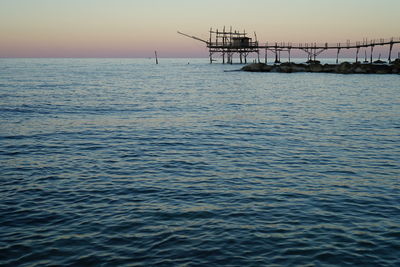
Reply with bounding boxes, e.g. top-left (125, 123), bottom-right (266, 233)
top-left (1, 59), bottom-right (399, 266)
